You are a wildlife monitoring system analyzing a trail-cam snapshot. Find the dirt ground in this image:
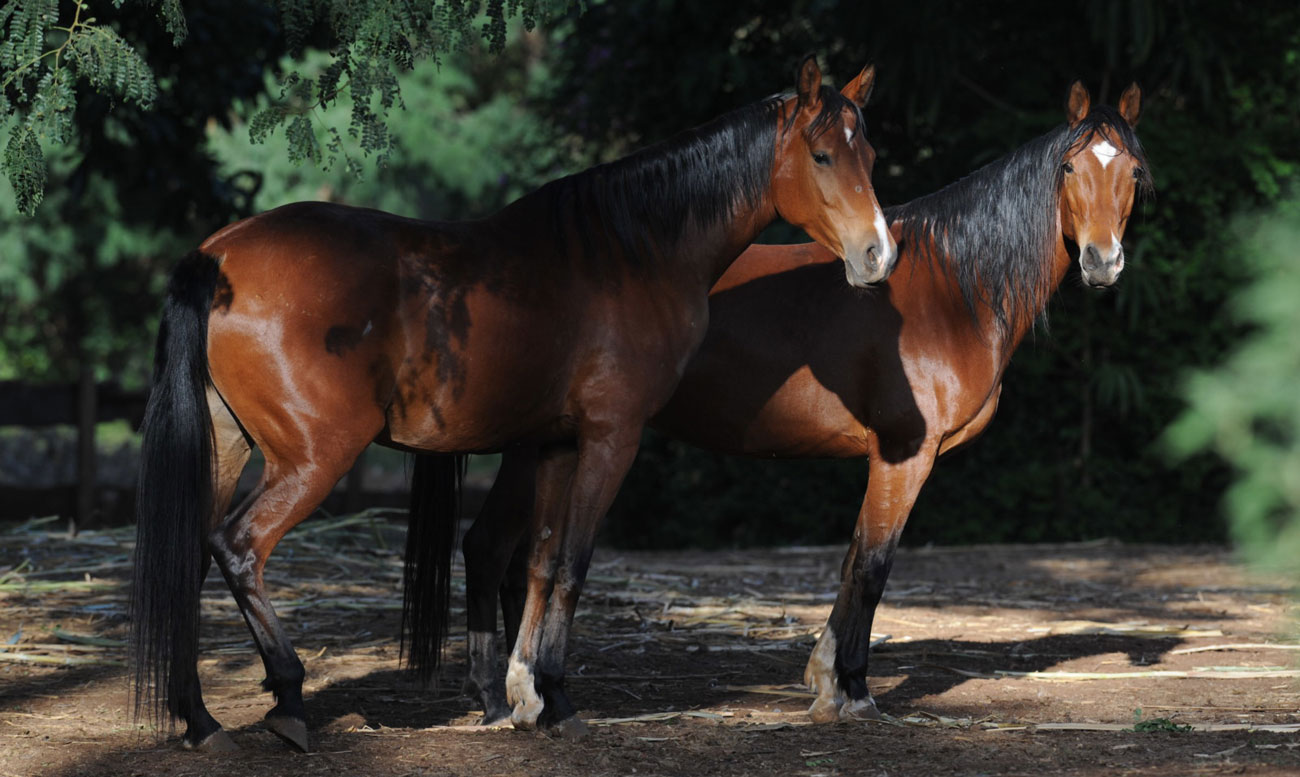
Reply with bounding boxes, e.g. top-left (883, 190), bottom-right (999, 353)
top-left (2, 515), bottom-right (1299, 777)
